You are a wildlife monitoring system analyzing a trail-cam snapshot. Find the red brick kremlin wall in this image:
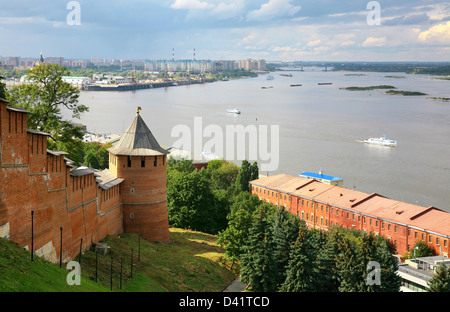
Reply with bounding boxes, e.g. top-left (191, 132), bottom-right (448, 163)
top-left (0, 99), bottom-right (132, 262)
